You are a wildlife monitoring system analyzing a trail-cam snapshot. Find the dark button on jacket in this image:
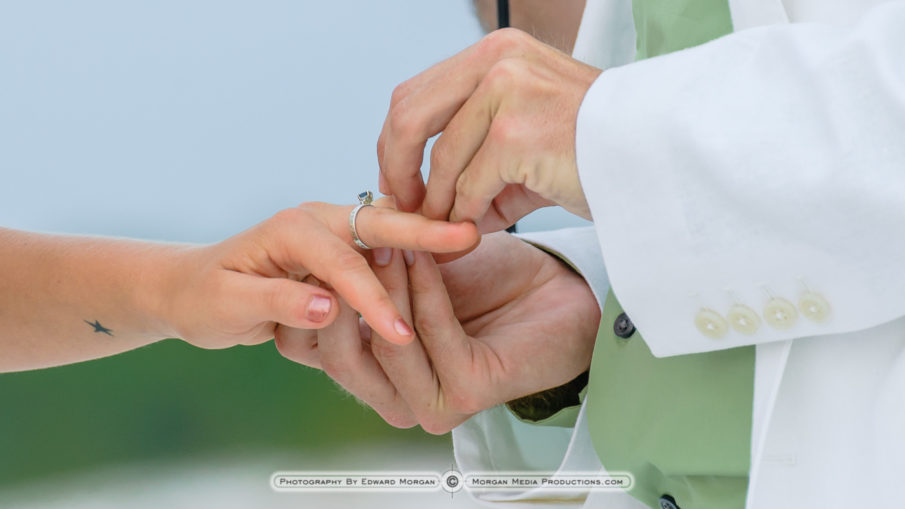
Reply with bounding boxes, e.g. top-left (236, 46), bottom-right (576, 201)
top-left (659, 494), bottom-right (680, 509)
top-left (613, 312), bottom-right (636, 338)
